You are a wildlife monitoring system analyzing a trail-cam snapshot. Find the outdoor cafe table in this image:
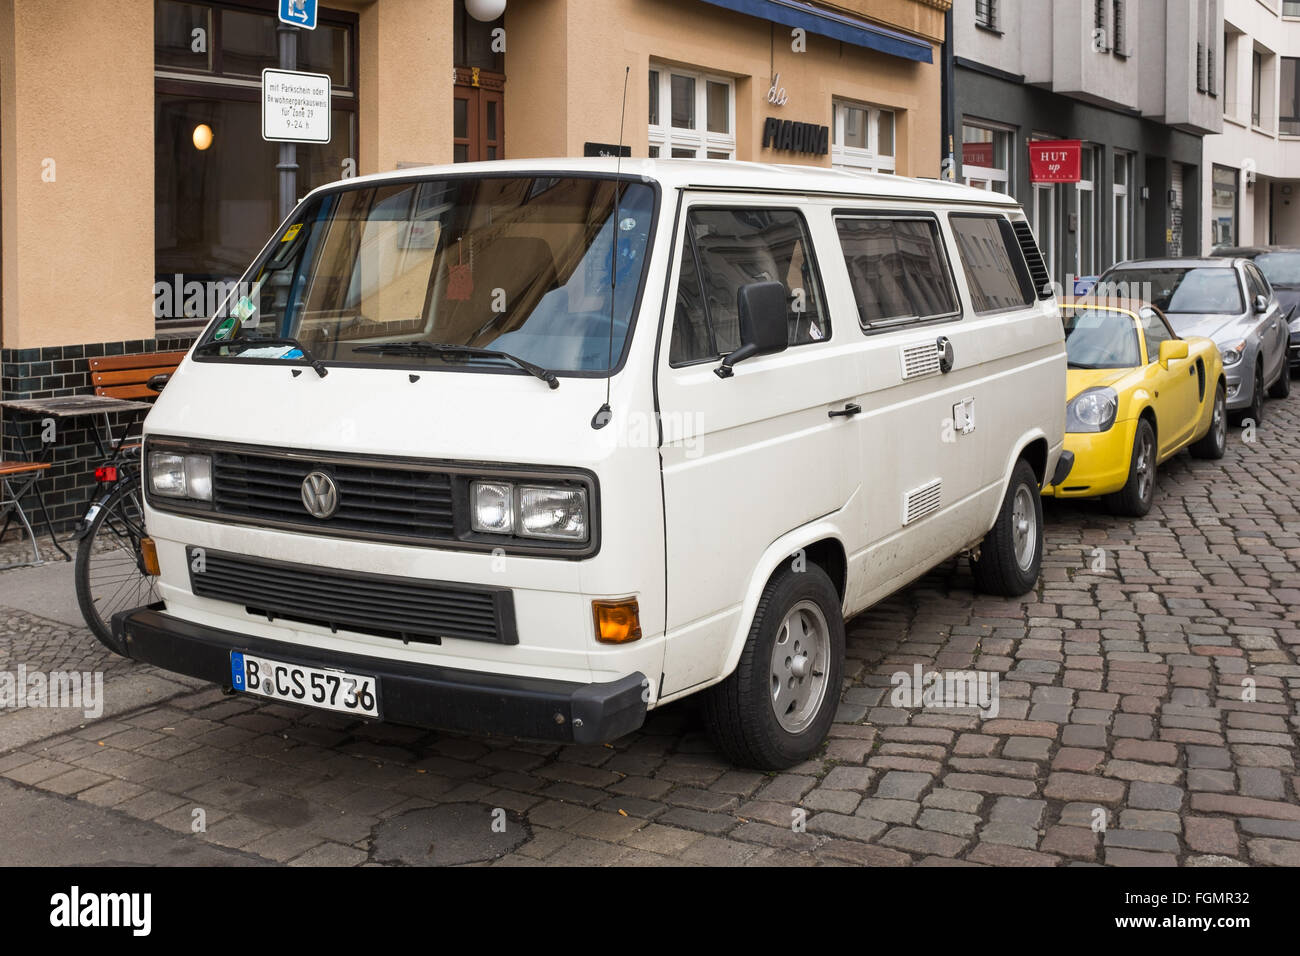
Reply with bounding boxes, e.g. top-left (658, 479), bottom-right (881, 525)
top-left (0, 395), bottom-right (153, 560)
